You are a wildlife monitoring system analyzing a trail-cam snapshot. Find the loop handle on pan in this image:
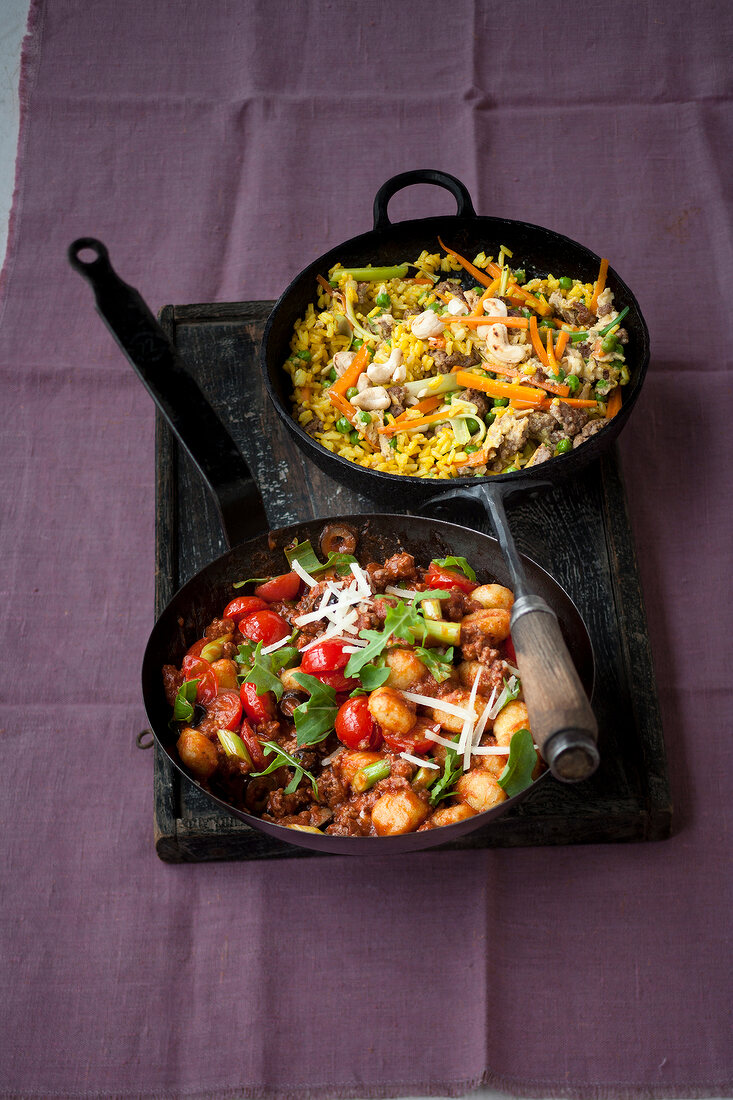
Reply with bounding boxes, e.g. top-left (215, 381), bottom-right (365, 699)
top-left (373, 169), bottom-right (477, 232)
top-left (423, 481), bottom-right (599, 783)
top-left (68, 239), bottom-right (269, 550)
